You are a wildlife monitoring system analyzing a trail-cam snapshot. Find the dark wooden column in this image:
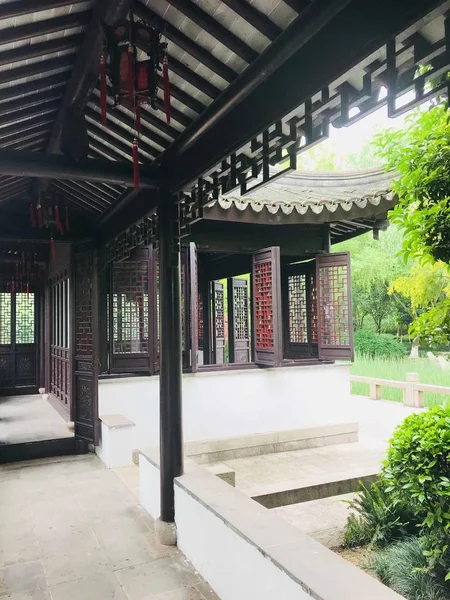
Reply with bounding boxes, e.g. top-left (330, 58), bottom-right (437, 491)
top-left (158, 191), bottom-right (183, 523)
